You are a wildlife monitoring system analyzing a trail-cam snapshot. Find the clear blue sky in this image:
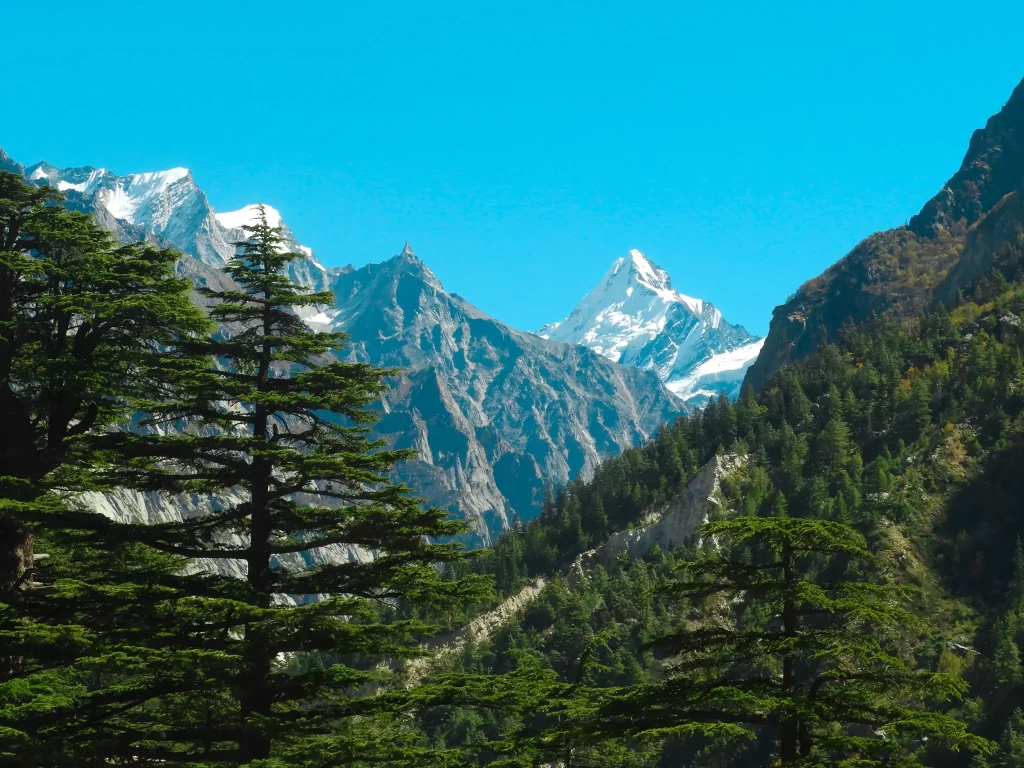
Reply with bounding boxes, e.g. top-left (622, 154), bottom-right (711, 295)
top-left (3, 1), bottom-right (1023, 335)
